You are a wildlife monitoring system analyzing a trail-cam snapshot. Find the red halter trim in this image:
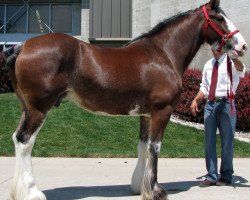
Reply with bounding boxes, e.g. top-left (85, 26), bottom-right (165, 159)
top-left (202, 5), bottom-right (239, 53)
